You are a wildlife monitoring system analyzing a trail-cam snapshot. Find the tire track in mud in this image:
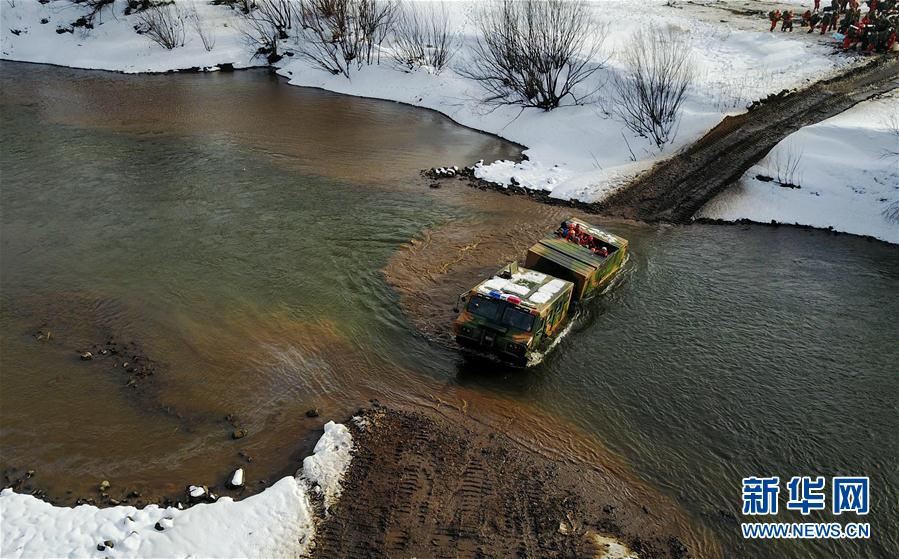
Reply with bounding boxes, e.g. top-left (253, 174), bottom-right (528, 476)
top-left (311, 406), bottom-right (715, 559)
top-left (599, 56), bottom-right (899, 223)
